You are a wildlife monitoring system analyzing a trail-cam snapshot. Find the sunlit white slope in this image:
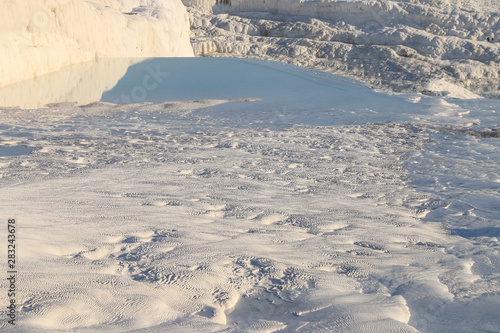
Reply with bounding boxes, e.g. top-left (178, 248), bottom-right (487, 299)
top-left (0, 0), bottom-right (193, 88)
